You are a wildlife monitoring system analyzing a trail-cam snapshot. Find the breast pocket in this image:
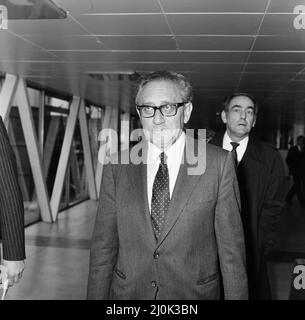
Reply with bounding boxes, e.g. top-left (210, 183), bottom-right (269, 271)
top-left (186, 199), bottom-right (215, 214)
